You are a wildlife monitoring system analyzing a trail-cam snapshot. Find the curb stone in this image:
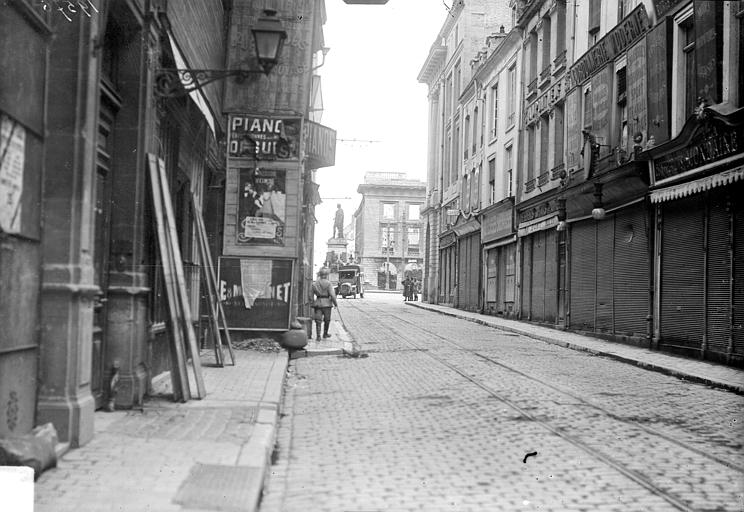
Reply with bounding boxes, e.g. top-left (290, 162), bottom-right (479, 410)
top-left (407, 301), bottom-right (744, 395)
